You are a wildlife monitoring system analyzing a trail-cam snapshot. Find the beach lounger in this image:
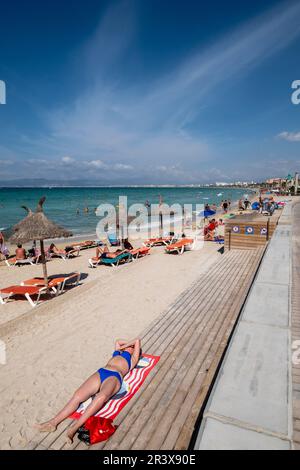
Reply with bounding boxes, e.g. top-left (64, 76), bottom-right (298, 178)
top-left (88, 257), bottom-right (102, 268)
top-left (100, 251), bottom-right (132, 267)
top-left (0, 285), bottom-right (49, 307)
top-left (5, 256), bottom-right (39, 267)
top-left (143, 236), bottom-right (173, 247)
top-left (89, 250), bottom-right (133, 268)
top-left (165, 238), bottom-right (195, 255)
top-left (49, 248), bottom-right (80, 261)
top-left (21, 272), bottom-right (81, 294)
top-left (130, 246), bottom-right (151, 260)
top-left (69, 240), bottom-right (101, 251)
